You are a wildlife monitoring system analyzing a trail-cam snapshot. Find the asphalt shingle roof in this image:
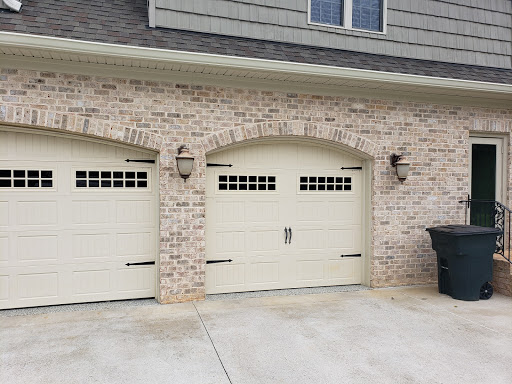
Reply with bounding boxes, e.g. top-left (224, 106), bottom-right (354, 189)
top-left (1, 0), bottom-right (512, 84)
